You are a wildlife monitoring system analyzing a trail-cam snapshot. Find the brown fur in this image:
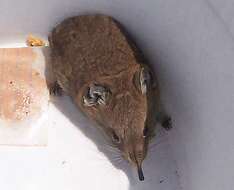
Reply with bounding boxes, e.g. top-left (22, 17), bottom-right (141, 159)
top-left (49, 15), bottom-right (169, 180)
